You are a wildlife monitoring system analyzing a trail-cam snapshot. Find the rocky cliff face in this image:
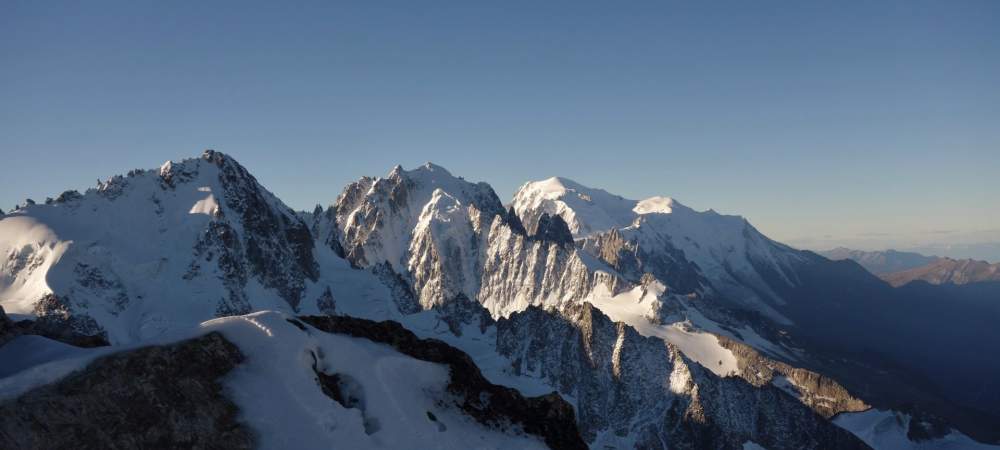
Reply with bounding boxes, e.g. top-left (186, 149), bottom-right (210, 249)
top-left (495, 303), bottom-right (871, 450)
top-left (0, 332), bottom-right (253, 450)
top-left (716, 335), bottom-right (869, 418)
top-left (318, 164), bottom-right (505, 310)
top-left (318, 164), bottom-right (627, 320)
top-left (478, 215), bottom-right (627, 317)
